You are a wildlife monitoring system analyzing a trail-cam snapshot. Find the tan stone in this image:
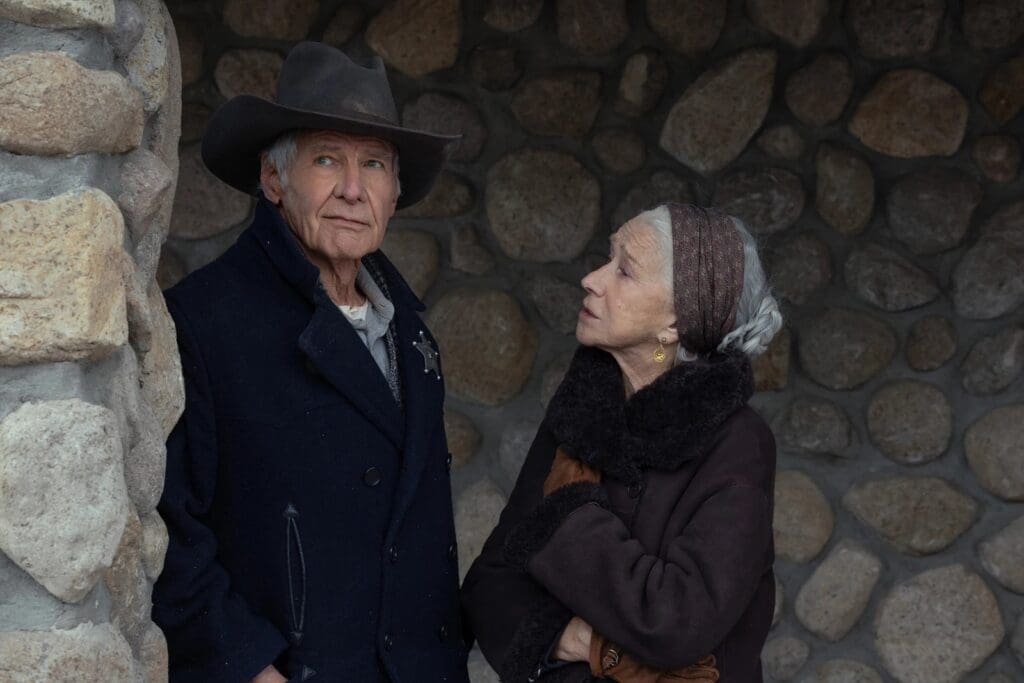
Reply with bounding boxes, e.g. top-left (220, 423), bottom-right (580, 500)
top-left (139, 623), bottom-right (168, 683)
top-left (747, 0), bottom-right (827, 47)
top-left (156, 247), bottom-right (187, 290)
top-left (397, 172), bottom-right (474, 219)
top-left (125, 0), bottom-right (172, 113)
top-left (381, 229), bottom-right (440, 300)
top-left (815, 143), bottom-right (874, 236)
top-left (0, 51), bottom-right (143, 155)
top-left (867, 380), bottom-right (951, 465)
top-left (645, 0), bottom-right (726, 55)
top-left (785, 52), bottom-right (853, 126)
top-left (799, 309), bottom-right (896, 390)
top-left (224, 0), bottom-right (318, 39)
top-left (753, 327), bottom-right (790, 391)
top-left (774, 470), bottom-right (833, 563)
top-left (795, 539), bottom-right (881, 641)
top-left (105, 509), bottom-right (151, 649)
top-left (556, 0), bottom-right (628, 55)
top-left (906, 315), bottom-right (957, 371)
top-left (365, 0), bottom-right (461, 78)
top-left (140, 511), bottom-right (168, 580)
top-left (214, 49), bottom-right (282, 101)
top-left (0, 190), bottom-right (129, 365)
top-left (140, 284), bottom-right (184, 439)
top-left (450, 224), bottom-right (494, 275)
top-left (615, 50), bottom-right (669, 116)
top-left (0, 0), bottom-right (114, 28)
top-left (445, 410), bottom-right (480, 468)
top-left (170, 144), bottom-right (252, 240)
top-left (512, 71), bottom-right (601, 139)
top-left (979, 515), bottom-right (1024, 594)
top-left (454, 479), bottom-right (507, 580)
top-left (965, 404), bottom-right (1024, 501)
top-left (0, 624), bottom-right (134, 682)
